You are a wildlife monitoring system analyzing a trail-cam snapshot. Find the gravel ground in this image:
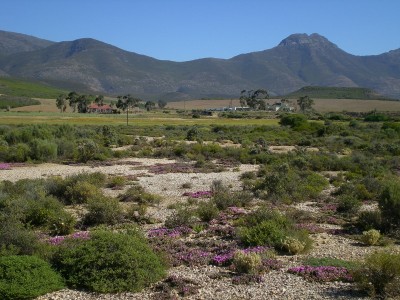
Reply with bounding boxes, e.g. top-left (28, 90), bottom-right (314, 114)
top-left (2, 158), bottom-right (396, 299)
